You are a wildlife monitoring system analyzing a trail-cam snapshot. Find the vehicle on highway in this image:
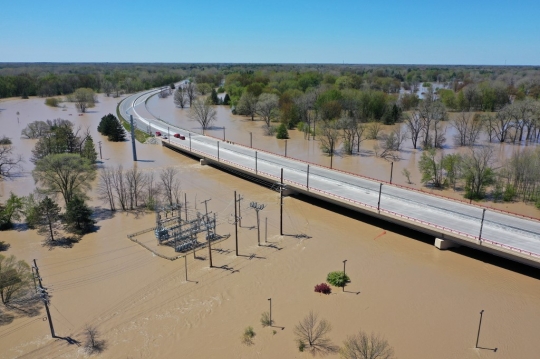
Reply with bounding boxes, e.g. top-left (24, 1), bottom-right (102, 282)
top-left (162, 135), bottom-right (168, 139)
top-left (156, 131), bottom-right (162, 136)
top-left (174, 133), bottom-right (185, 140)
